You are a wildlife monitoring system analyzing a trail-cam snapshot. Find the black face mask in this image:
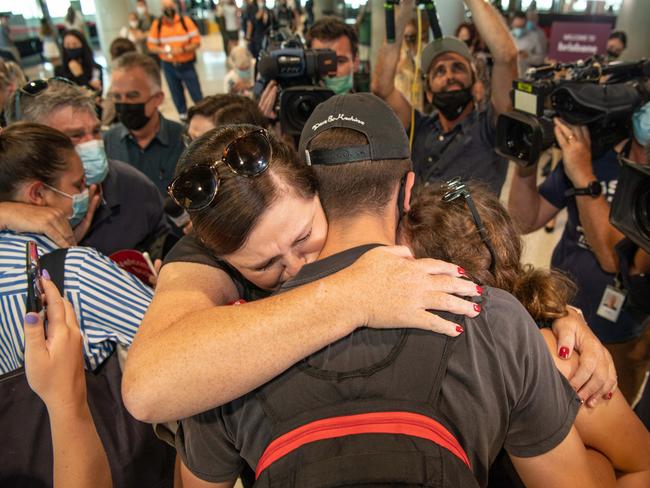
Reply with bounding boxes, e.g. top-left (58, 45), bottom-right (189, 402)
top-left (431, 88), bottom-right (473, 121)
top-left (115, 102), bottom-right (151, 131)
top-left (164, 7), bottom-right (176, 18)
top-left (606, 49), bottom-right (620, 60)
top-left (66, 47), bottom-right (83, 59)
